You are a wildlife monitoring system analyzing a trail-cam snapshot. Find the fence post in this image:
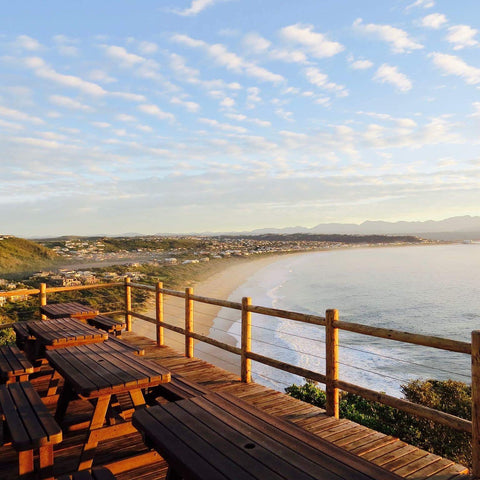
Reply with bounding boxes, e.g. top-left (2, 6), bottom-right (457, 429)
top-left (39, 283), bottom-right (47, 320)
top-left (472, 330), bottom-right (480, 477)
top-left (326, 308), bottom-right (339, 419)
top-left (185, 287), bottom-right (194, 358)
top-left (241, 297), bottom-right (252, 383)
top-left (124, 277), bottom-right (132, 332)
top-left (156, 282), bottom-right (164, 346)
